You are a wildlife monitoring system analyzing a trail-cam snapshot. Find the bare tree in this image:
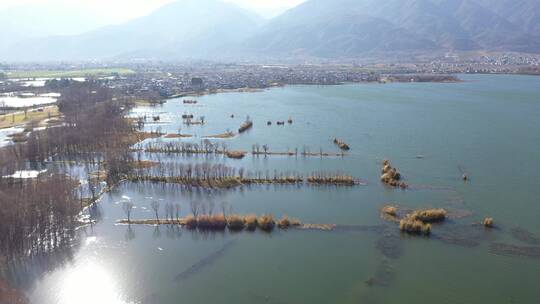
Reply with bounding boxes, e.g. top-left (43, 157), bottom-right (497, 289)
top-left (165, 202), bottom-right (174, 221)
top-left (122, 201), bottom-right (134, 223)
top-left (174, 203), bottom-right (181, 220)
top-left (190, 201), bottom-right (199, 217)
top-left (151, 200), bottom-right (160, 223)
top-left (208, 201), bottom-right (215, 216)
top-left (220, 201), bottom-right (228, 216)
